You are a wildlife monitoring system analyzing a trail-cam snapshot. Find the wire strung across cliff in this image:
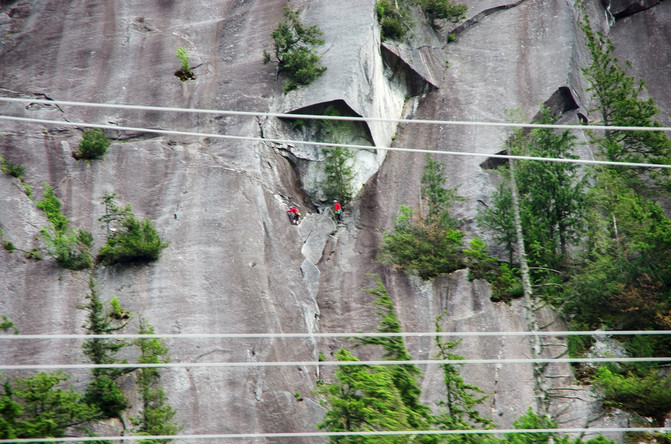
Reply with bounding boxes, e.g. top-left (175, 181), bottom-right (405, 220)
top-left (1, 97), bottom-right (671, 170)
top-left (1, 427), bottom-right (670, 443)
